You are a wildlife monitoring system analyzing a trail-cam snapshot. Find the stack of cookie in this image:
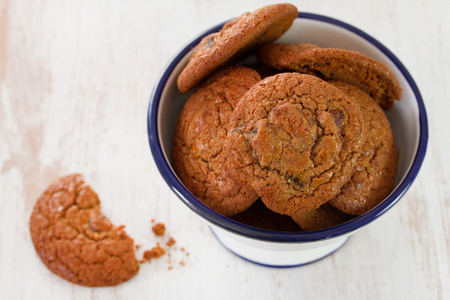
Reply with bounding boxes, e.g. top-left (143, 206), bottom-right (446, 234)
top-left (173, 4), bottom-right (400, 231)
